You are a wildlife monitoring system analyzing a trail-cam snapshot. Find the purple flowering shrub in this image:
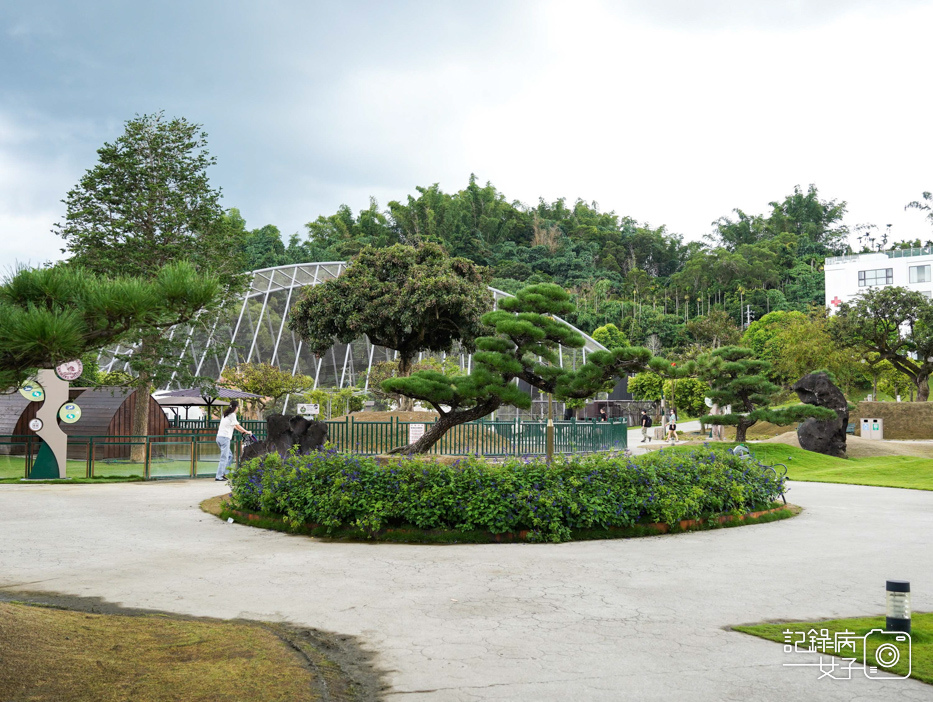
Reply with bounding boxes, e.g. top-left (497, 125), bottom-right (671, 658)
top-left (228, 447), bottom-right (785, 543)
